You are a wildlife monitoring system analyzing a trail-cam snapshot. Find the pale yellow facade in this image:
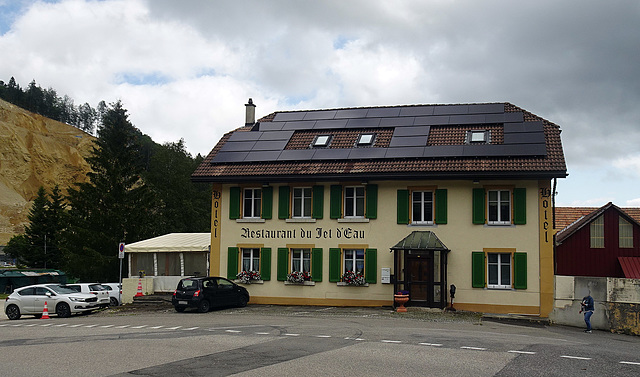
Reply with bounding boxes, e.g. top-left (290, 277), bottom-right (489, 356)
top-left (209, 178), bottom-right (554, 316)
